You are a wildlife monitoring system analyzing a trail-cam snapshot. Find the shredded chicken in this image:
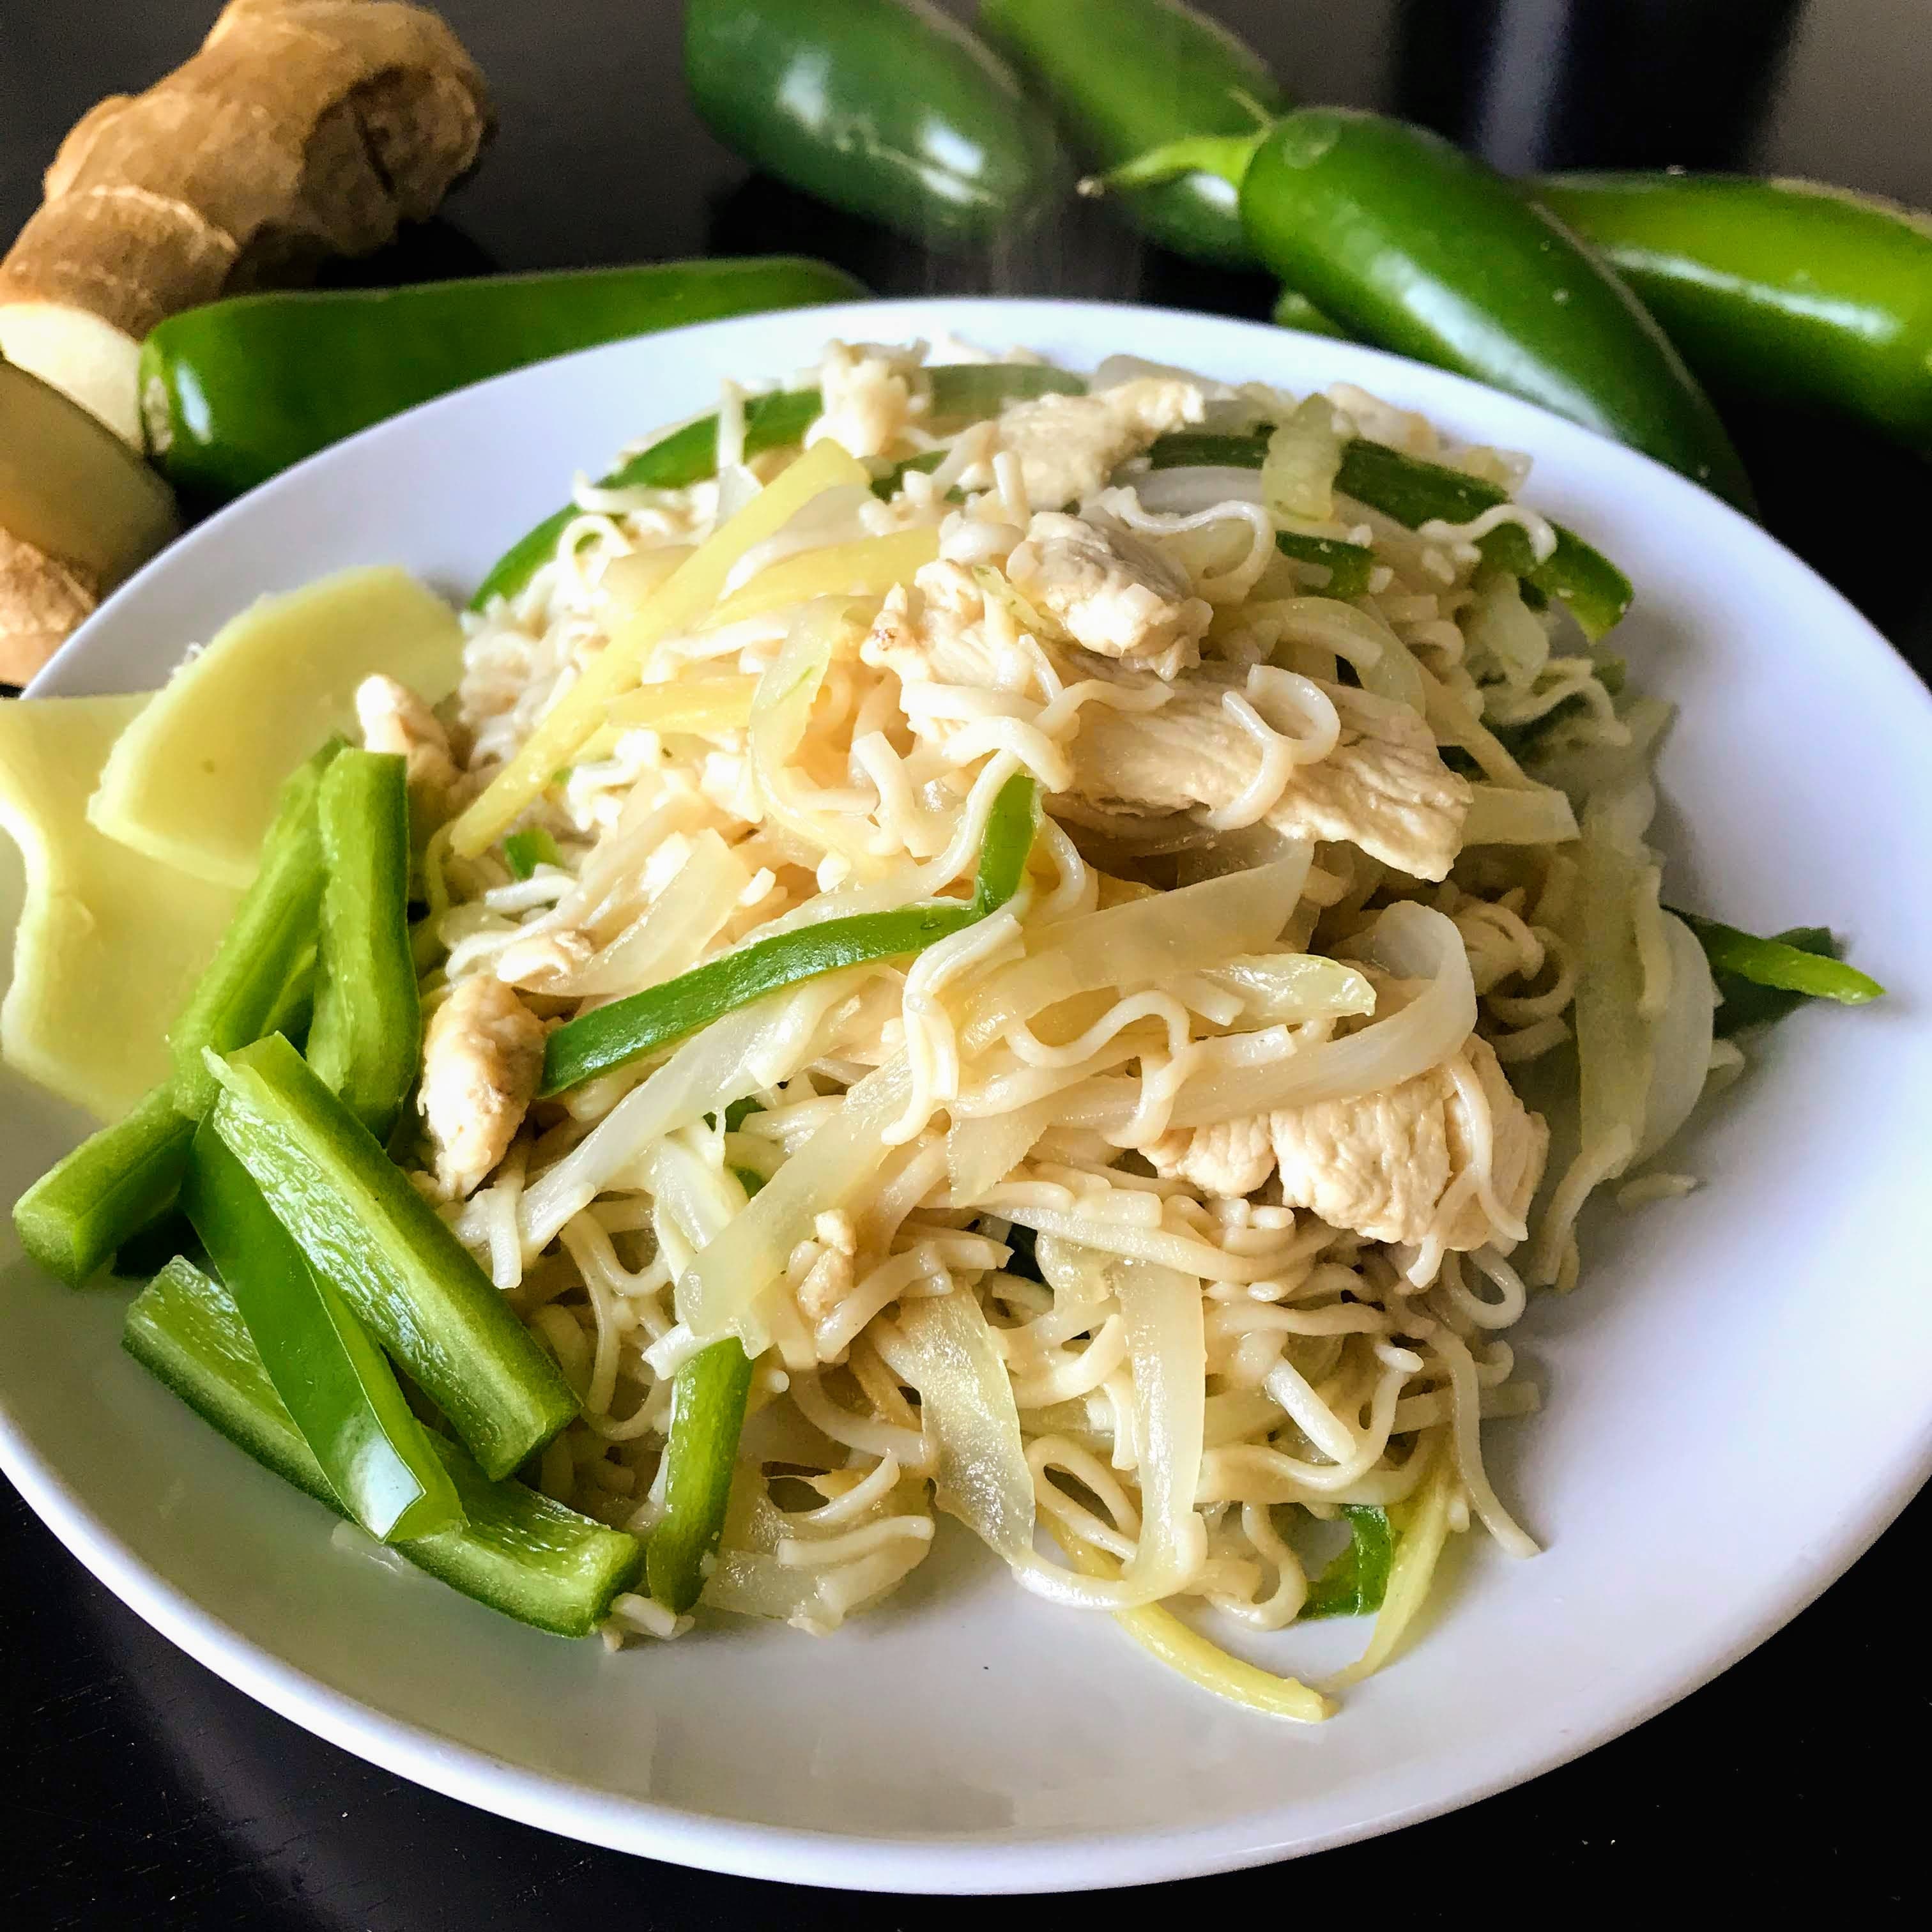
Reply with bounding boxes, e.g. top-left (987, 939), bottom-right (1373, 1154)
top-left (1006, 510), bottom-right (1211, 678)
top-left (418, 974), bottom-right (547, 1199)
top-left (1068, 675), bottom-right (1472, 880)
top-left (806, 341), bottom-right (926, 459)
top-left (355, 673), bottom-right (462, 825)
top-left (1147, 1113), bottom-right (1276, 1198)
top-left (864, 567), bottom-right (1038, 697)
top-left (972, 378), bottom-right (1206, 512)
